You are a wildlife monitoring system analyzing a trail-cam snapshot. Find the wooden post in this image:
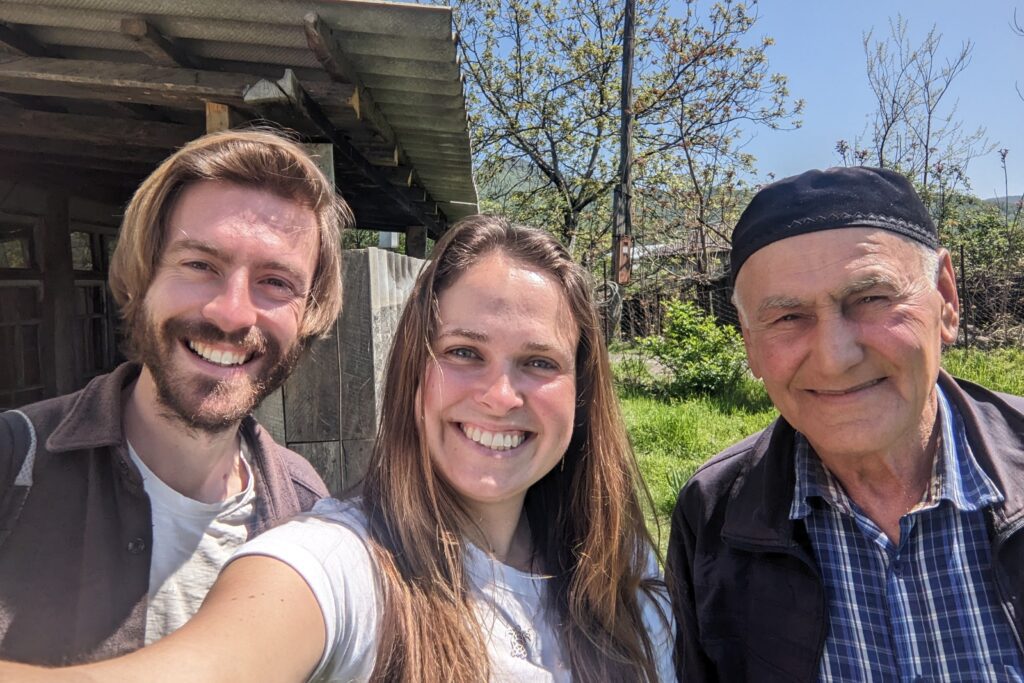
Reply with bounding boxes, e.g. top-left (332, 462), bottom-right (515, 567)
top-left (205, 102), bottom-right (233, 133)
top-left (338, 248), bottom-right (423, 489)
top-left (405, 225), bottom-right (426, 258)
top-left (34, 192), bottom-right (76, 395)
